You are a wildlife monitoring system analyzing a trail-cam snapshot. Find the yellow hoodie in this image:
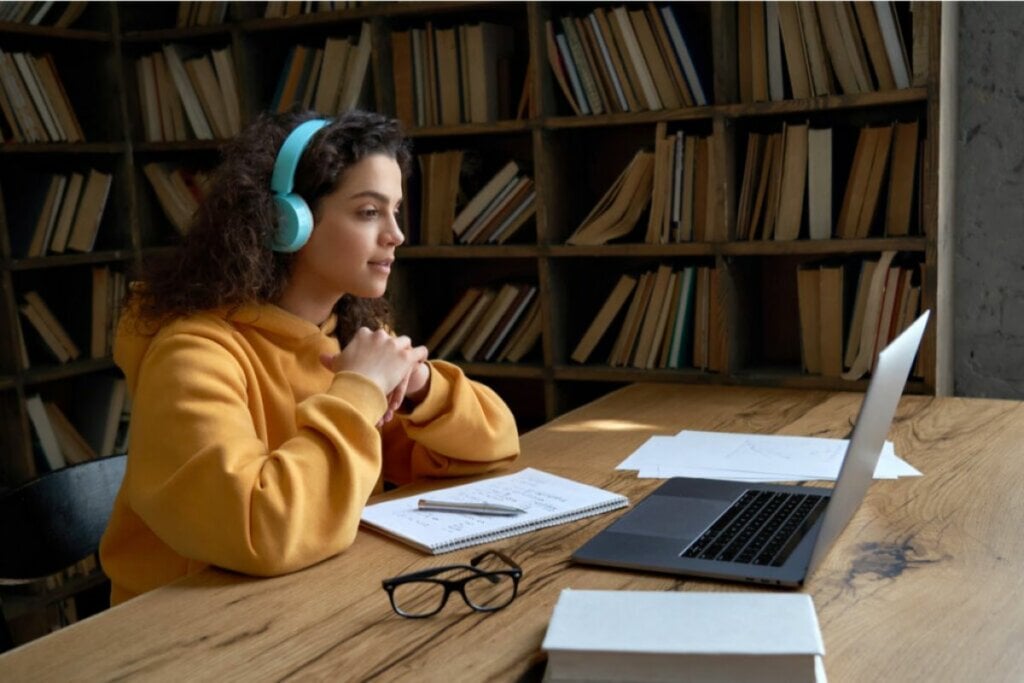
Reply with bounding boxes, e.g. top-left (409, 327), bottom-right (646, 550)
top-left (99, 303), bottom-right (519, 605)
